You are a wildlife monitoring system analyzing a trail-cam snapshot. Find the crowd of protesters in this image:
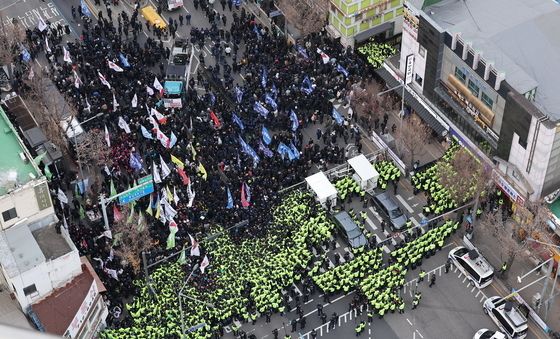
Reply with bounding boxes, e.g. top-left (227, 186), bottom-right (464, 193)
top-left (2, 0), bottom-right (383, 332)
